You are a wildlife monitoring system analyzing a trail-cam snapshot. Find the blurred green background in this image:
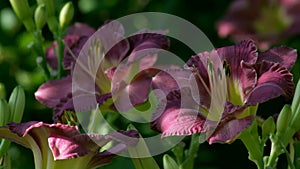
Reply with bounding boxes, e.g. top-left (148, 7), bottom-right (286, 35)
top-left (0, 0), bottom-right (299, 168)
